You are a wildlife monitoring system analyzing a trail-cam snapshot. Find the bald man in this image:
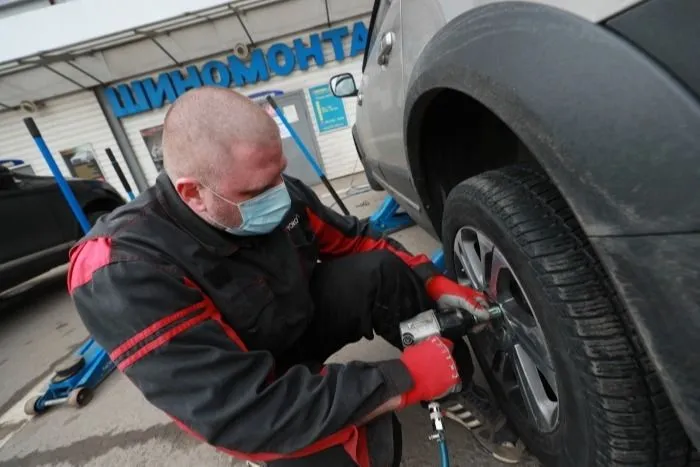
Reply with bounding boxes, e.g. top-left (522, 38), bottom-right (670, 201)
top-left (68, 87), bottom-right (521, 466)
